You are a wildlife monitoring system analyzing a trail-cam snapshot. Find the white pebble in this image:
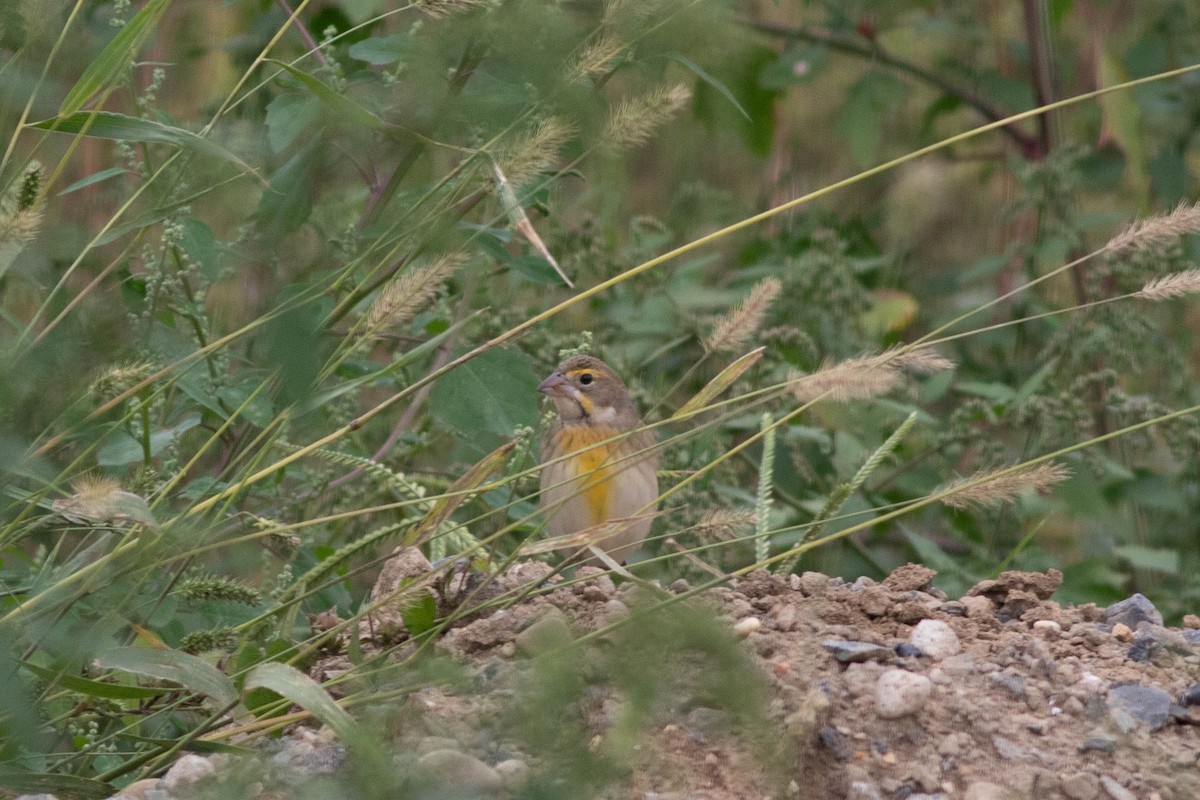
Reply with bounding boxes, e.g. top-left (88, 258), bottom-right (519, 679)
top-left (733, 616), bottom-right (762, 637)
top-left (1033, 619), bottom-right (1062, 635)
top-left (910, 619), bottom-right (960, 660)
top-left (875, 669), bottom-right (933, 718)
top-left (159, 754), bottom-right (216, 793)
